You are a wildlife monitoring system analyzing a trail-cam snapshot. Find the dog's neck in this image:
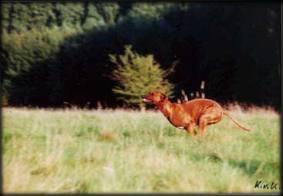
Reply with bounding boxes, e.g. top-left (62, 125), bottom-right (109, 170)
top-left (156, 98), bottom-right (173, 118)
